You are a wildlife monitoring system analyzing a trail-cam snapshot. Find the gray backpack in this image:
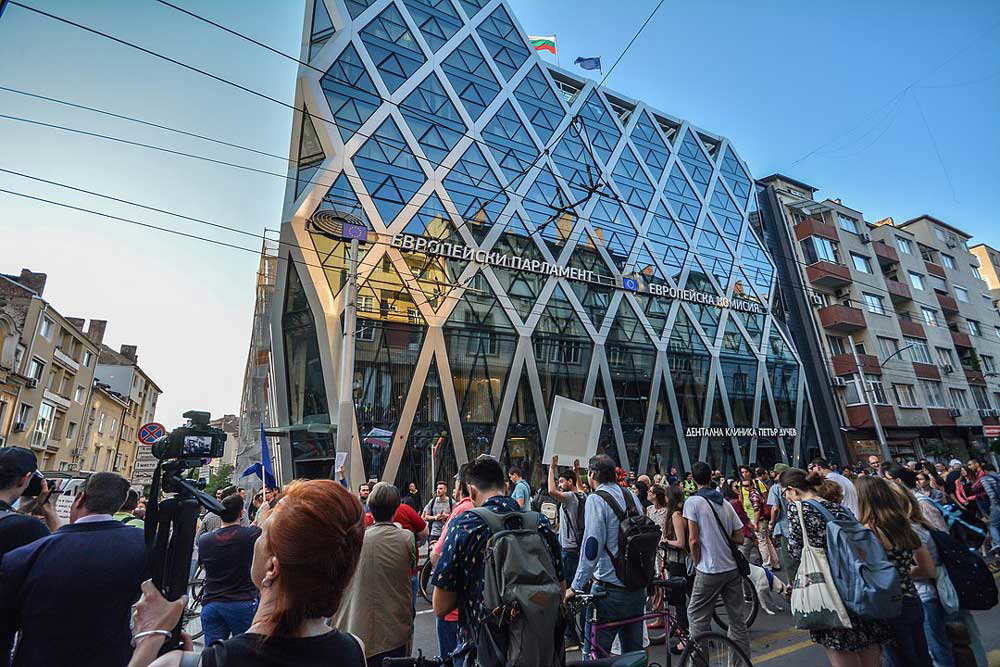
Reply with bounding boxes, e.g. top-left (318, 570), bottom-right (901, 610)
top-left (469, 508), bottom-right (565, 667)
